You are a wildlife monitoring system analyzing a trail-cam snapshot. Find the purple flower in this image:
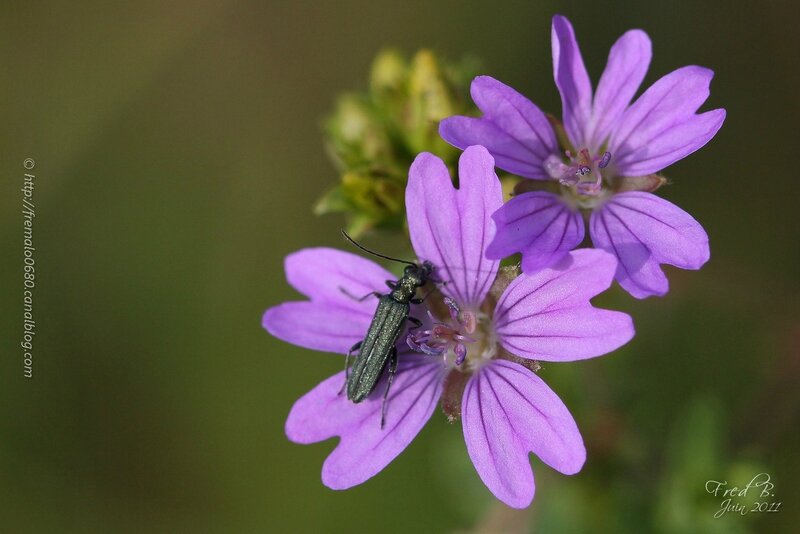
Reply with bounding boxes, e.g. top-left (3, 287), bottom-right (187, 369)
top-left (263, 146), bottom-right (634, 508)
top-left (439, 15), bottom-right (726, 298)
